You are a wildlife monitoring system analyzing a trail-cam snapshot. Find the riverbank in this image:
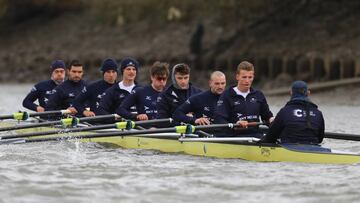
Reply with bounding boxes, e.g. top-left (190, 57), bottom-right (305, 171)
top-left (2, 1), bottom-right (360, 89)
